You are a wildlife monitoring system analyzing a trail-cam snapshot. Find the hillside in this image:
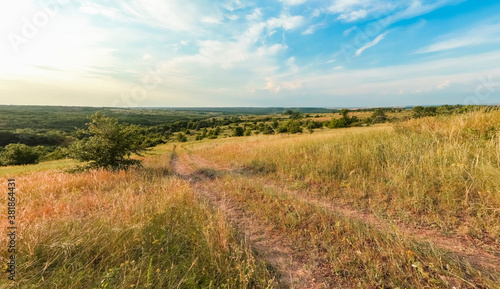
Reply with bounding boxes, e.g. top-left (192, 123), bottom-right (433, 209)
top-left (1, 109), bottom-right (499, 288)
